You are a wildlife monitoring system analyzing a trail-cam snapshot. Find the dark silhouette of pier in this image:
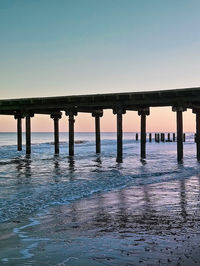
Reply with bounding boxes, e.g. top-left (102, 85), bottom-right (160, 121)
top-left (1, 87), bottom-right (200, 162)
